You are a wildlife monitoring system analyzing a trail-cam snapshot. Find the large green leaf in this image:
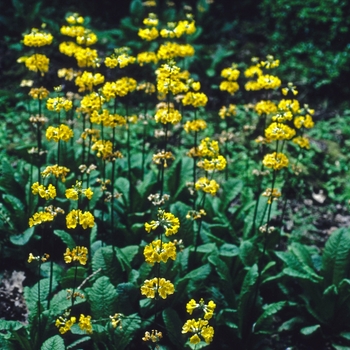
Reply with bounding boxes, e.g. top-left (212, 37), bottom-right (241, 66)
top-left (113, 313), bottom-right (141, 350)
top-left (40, 335), bottom-right (65, 350)
top-left (220, 178), bottom-right (243, 211)
top-left (87, 276), bottom-right (117, 319)
top-left (53, 230), bottom-right (76, 249)
top-left (49, 289), bottom-right (85, 316)
top-left (322, 227), bottom-right (350, 286)
top-left (237, 264), bottom-right (259, 339)
top-left (10, 227), bottom-right (34, 245)
top-left (162, 308), bottom-right (185, 349)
